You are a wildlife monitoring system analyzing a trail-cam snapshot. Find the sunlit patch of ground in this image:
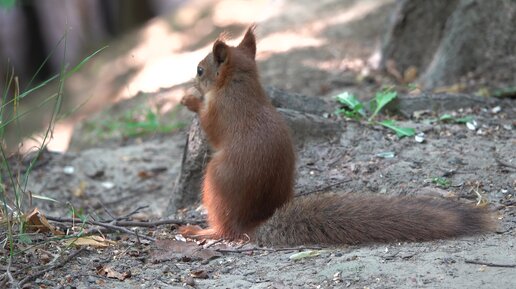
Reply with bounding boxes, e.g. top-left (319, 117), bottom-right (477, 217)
top-left (15, 0), bottom-right (394, 152)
